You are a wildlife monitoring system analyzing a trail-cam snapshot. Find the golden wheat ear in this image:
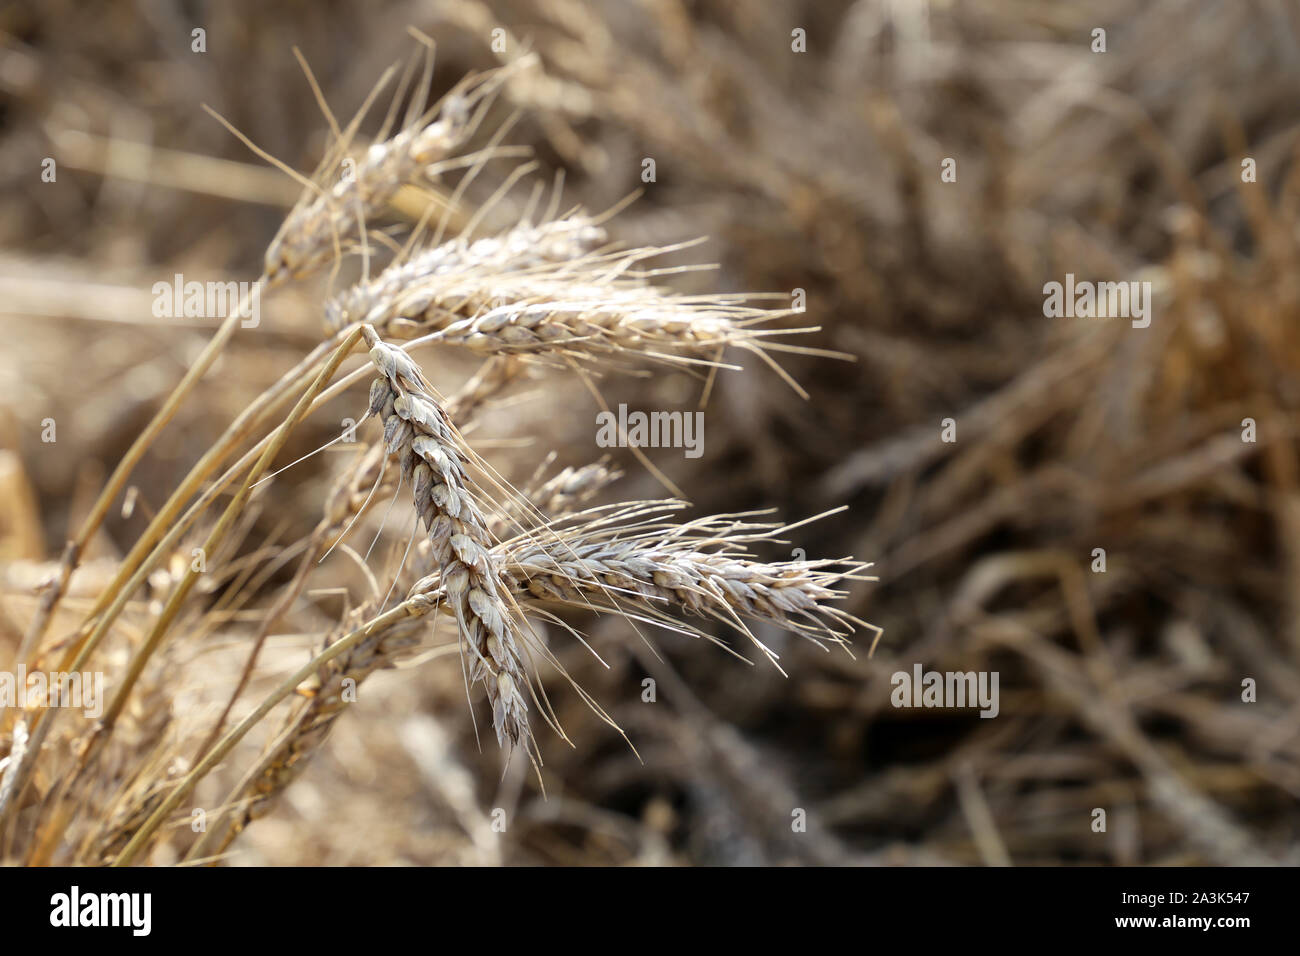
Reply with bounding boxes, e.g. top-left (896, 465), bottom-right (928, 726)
top-left (363, 326), bottom-right (534, 752)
